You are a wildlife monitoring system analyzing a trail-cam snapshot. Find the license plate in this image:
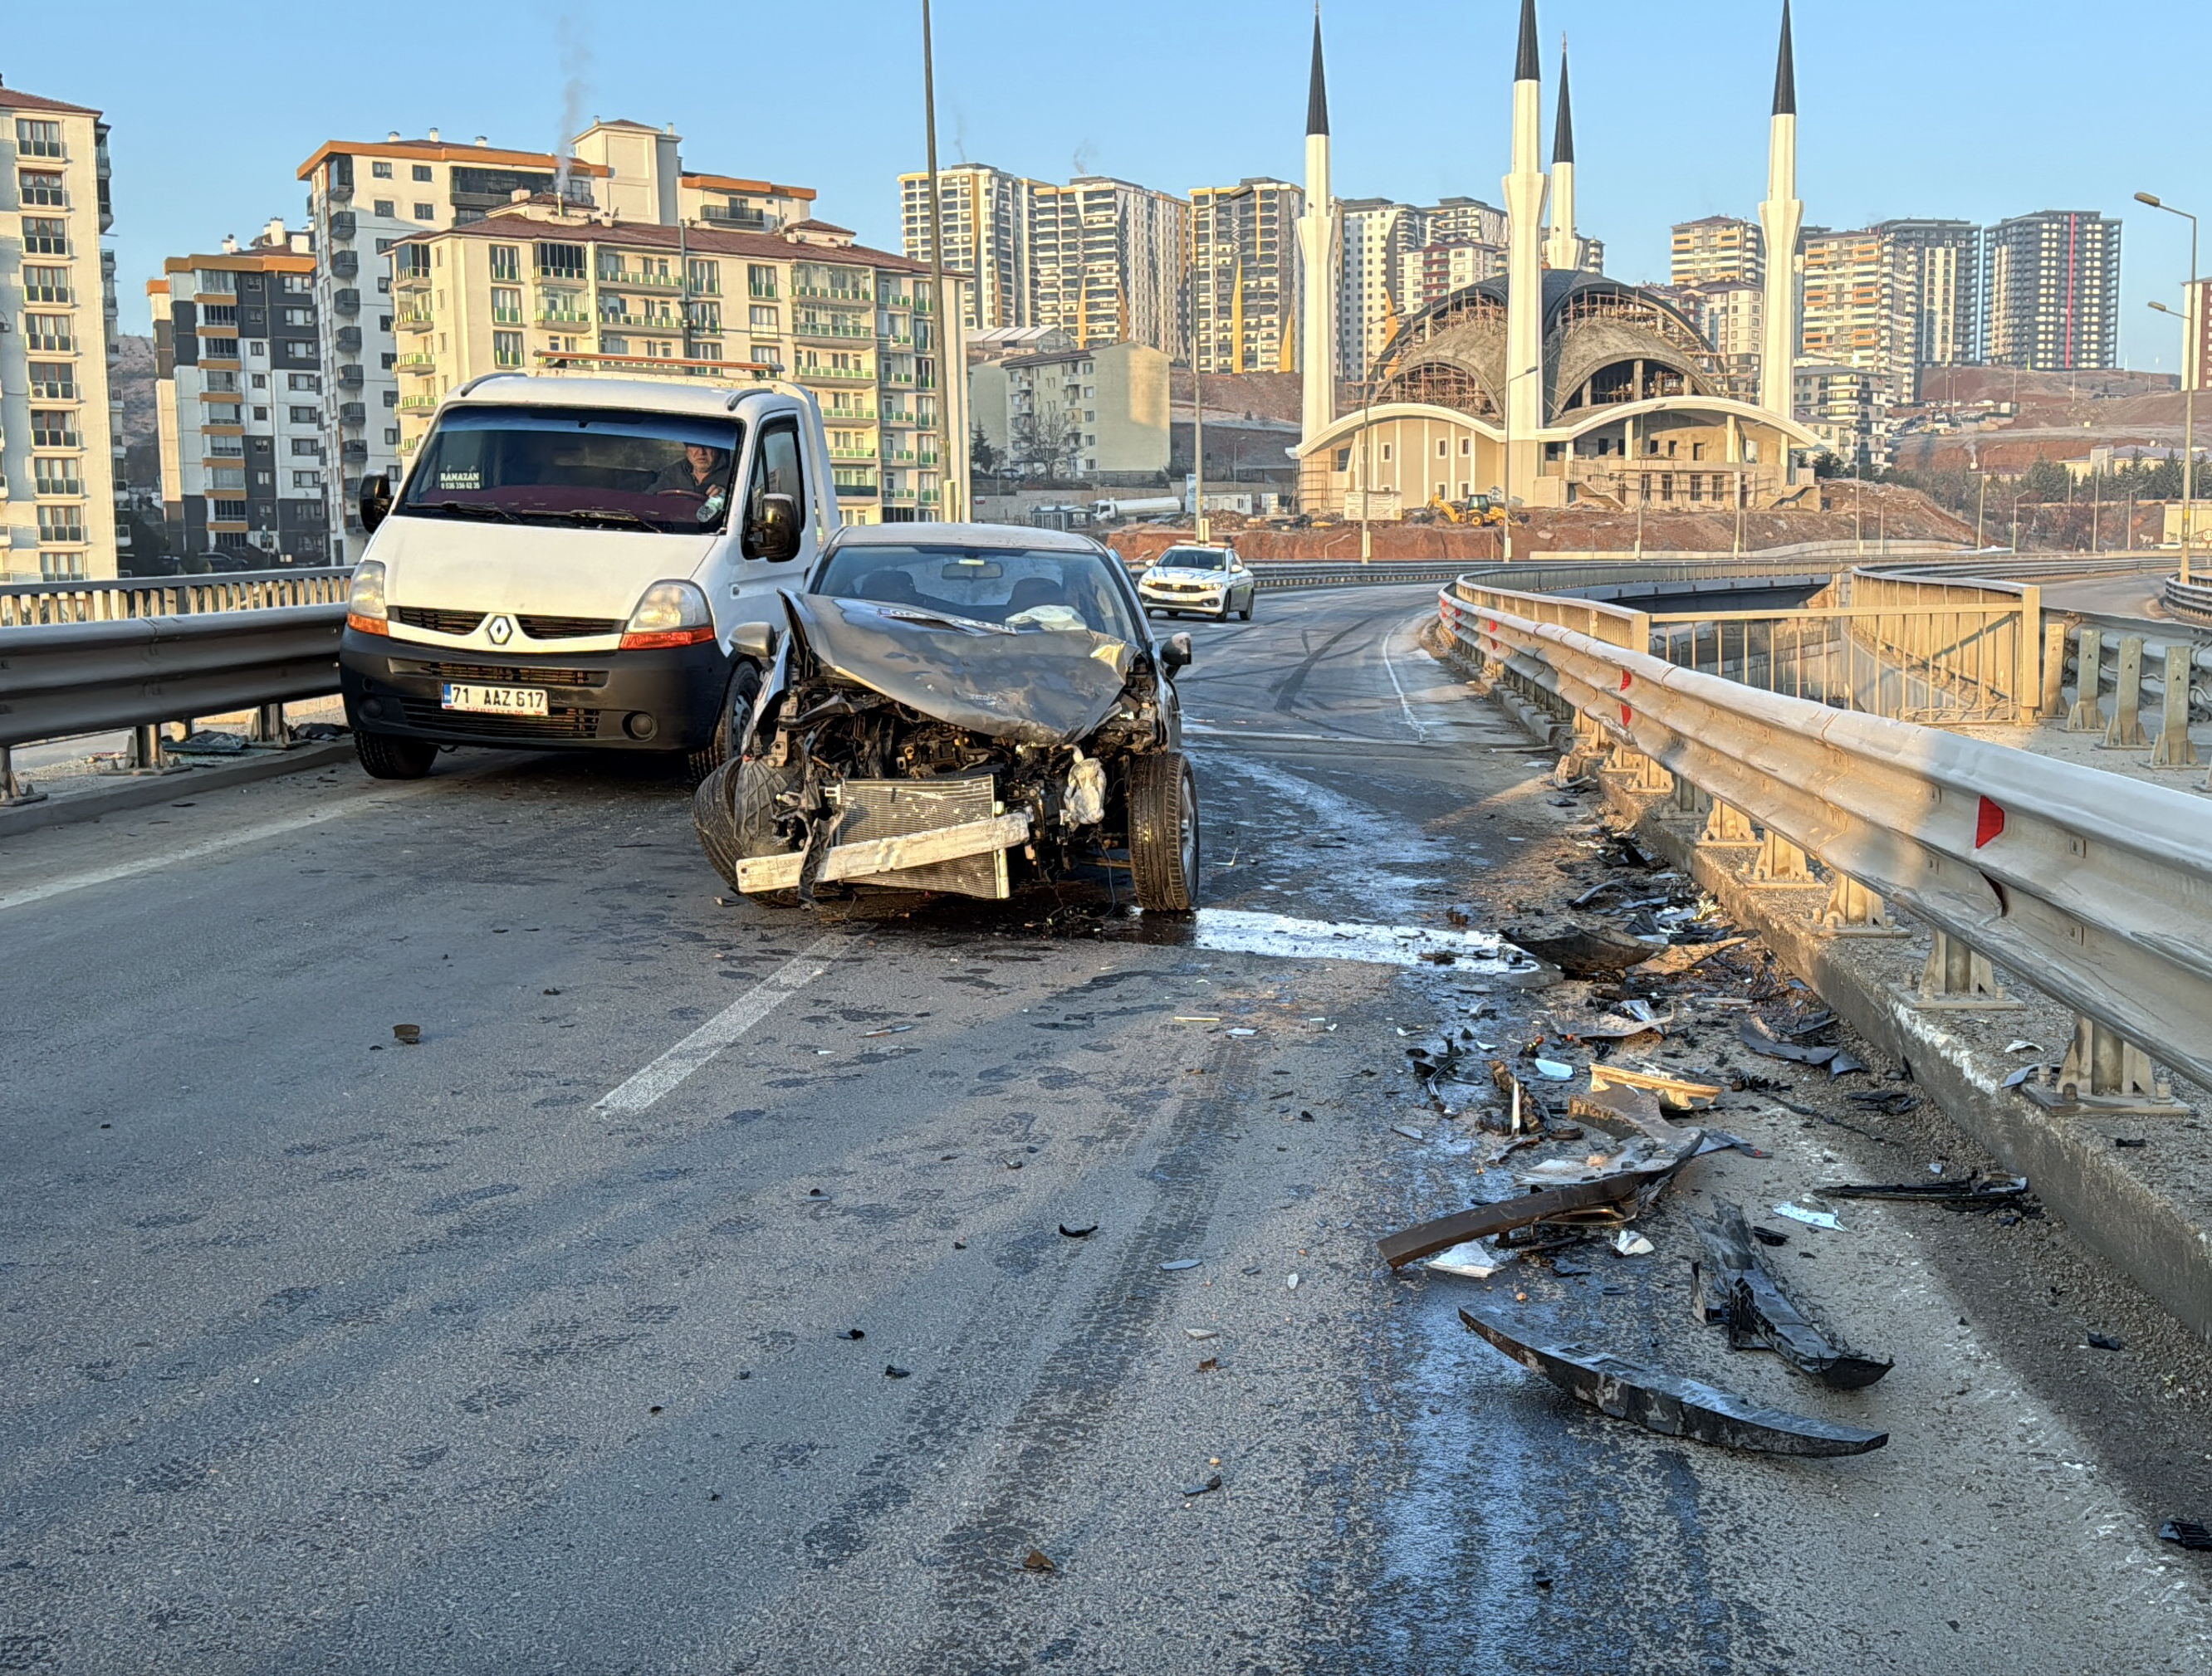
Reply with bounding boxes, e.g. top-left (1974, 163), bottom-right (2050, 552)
top-left (441, 682), bottom-right (548, 716)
